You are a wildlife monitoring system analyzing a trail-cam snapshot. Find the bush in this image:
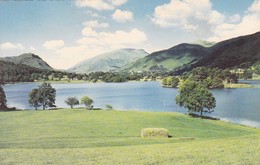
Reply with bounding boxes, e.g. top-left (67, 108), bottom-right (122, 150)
top-left (105, 104), bottom-right (113, 110)
top-left (141, 128), bottom-right (169, 138)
